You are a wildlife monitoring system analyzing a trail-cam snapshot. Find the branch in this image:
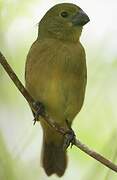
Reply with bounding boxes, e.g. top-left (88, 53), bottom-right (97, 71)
top-left (0, 51), bottom-right (117, 173)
